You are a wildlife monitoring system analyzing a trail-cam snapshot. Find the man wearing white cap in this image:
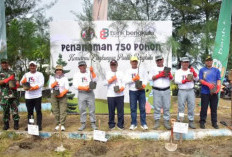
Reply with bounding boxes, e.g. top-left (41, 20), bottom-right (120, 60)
top-left (73, 61), bottom-right (98, 131)
top-left (105, 59), bottom-right (125, 130)
top-left (20, 61), bottom-right (44, 131)
top-left (149, 55), bottom-right (173, 130)
top-left (175, 57), bottom-right (199, 129)
top-left (125, 56), bottom-right (148, 130)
